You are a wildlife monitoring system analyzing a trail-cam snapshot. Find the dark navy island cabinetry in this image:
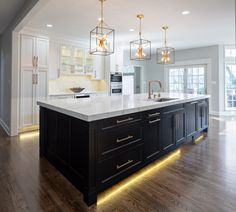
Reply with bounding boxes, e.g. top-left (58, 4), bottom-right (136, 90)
top-left (39, 98), bottom-right (209, 206)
